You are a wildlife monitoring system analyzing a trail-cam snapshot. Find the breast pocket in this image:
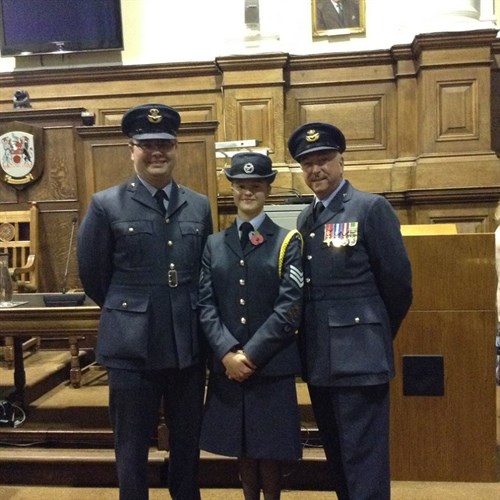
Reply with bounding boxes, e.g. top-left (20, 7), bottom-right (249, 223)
top-left (112, 220), bottom-right (154, 268)
top-left (98, 292), bottom-right (151, 360)
top-left (179, 221), bottom-right (204, 260)
top-left (327, 299), bottom-right (390, 377)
